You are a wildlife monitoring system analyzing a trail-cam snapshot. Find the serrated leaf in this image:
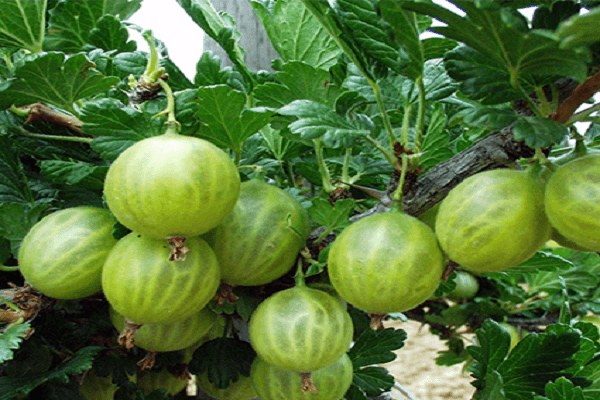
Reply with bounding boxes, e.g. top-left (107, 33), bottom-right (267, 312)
top-left (176, 0), bottom-right (252, 89)
top-left (254, 61), bottom-right (341, 109)
top-left (39, 161), bottom-right (108, 190)
top-left (574, 358), bottom-right (600, 400)
top-left (279, 100), bottom-right (371, 147)
top-left (378, 2), bottom-right (423, 80)
top-left (513, 116), bottom-right (569, 148)
top-left (88, 15), bottom-right (137, 53)
top-left (352, 366), bottom-right (395, 396)
top-left (423, 37), bottom-right (459, 61)
top-left (252, 0), bottom-right (342, 70)
top-left (0, 52), bottom-right (120, 110)
top-left (308, 197), bottom-right (355, 236)
top-left (0, 0), bottom-right (46, 52)
top-left (464, 107), bottom-right (520, 130)
top-left (0, 346), bottom-right (103, 400)
top-left (347, 328), bottom-right (406, 368)
top-left (82, 98), bottom-right (160, 160)
top-left (0, 203), bottom-right (48, 254)
top-left (194, 51), bottom-right (225, 86)
top-left (473, 371), bottom-right (506, 400)
top-left (0, 137), bottom-right (35, 205)
top-left (194, 85), bottom-right (273, 151)
top-left (0, 323), bottom-right (32, 363)
top-left (400, 0), bottom-right (588, 103)
top-left (421, 102), bottom-right (454, 169)
top-left (540, 377), bottom-right (586, 400)
top-left (45, 0), bottom-right (142, 52)
top-left (468, 319), bottom-right (512, 387)
top-left (558, 6), bottom-right (600, 49)
top-left (496, 327), bottom-right (580, 399)
top-left (188, 338), bottom-right (256, 390)
top-left (335, 0), bottom-right (403, 75)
